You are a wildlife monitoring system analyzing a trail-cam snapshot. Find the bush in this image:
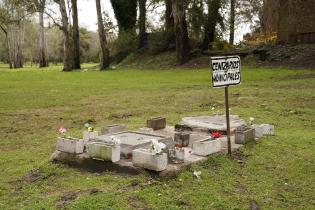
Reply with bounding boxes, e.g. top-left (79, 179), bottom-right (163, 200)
top-left (147, 29), bottom-right (175, 54)
top-left (109, 30), bottom-right (137, 63)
